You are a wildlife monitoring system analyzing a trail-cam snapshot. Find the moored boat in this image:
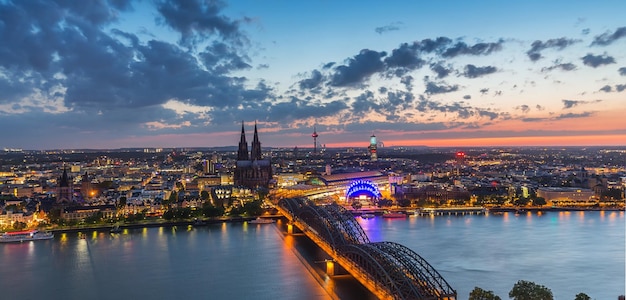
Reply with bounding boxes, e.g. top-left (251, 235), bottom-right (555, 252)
top-left (382, 212), bottom-right (406, 219)
top-left (360, 213), bottom-right (375, 219)
top-left (0, 230), bottom-right (54, 243)
top-left (249, 217), bottom-right (275, 224)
